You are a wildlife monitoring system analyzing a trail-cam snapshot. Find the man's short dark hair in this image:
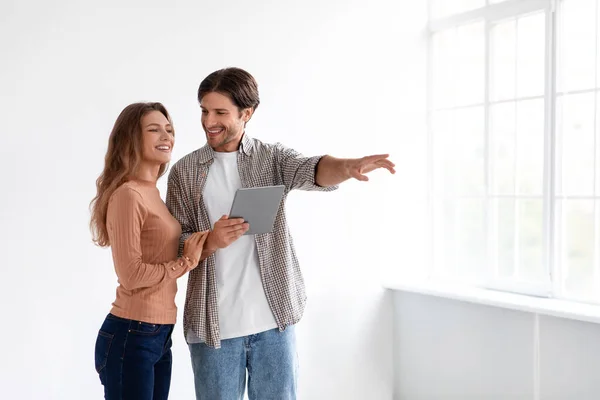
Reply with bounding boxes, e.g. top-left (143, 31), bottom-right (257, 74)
top-left (198, 67), bottom-right (260, 111)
